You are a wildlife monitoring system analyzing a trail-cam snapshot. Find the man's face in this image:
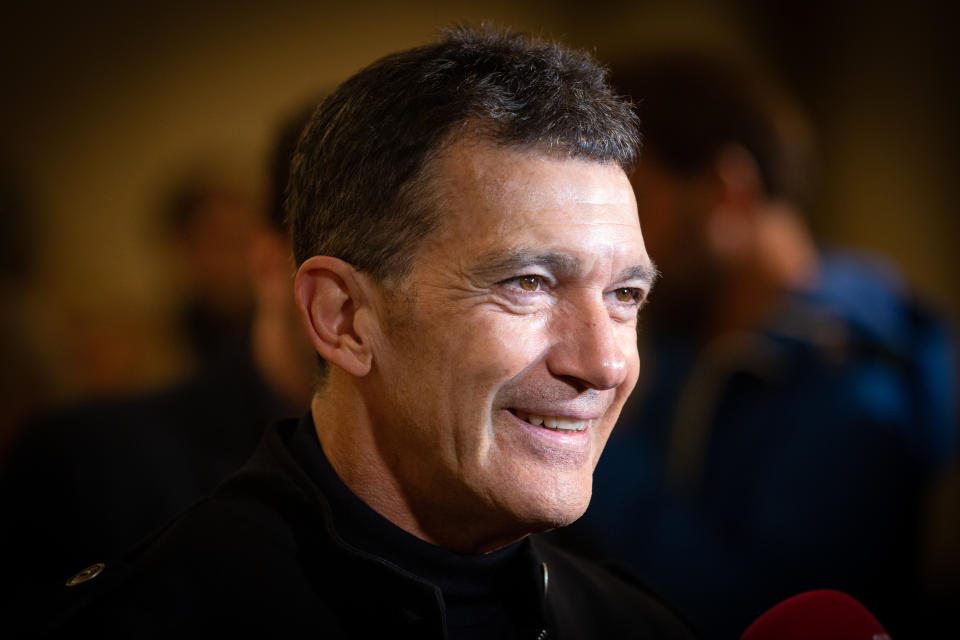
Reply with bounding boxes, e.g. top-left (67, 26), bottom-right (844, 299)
top-left (363, 139), bottom-right (652, 551)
